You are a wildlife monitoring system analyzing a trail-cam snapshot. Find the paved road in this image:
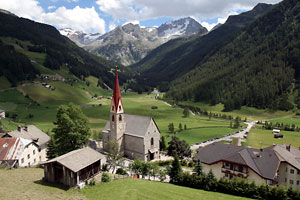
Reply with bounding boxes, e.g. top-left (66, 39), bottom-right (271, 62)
top-left (190, 121), bottom-right (256, 151)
